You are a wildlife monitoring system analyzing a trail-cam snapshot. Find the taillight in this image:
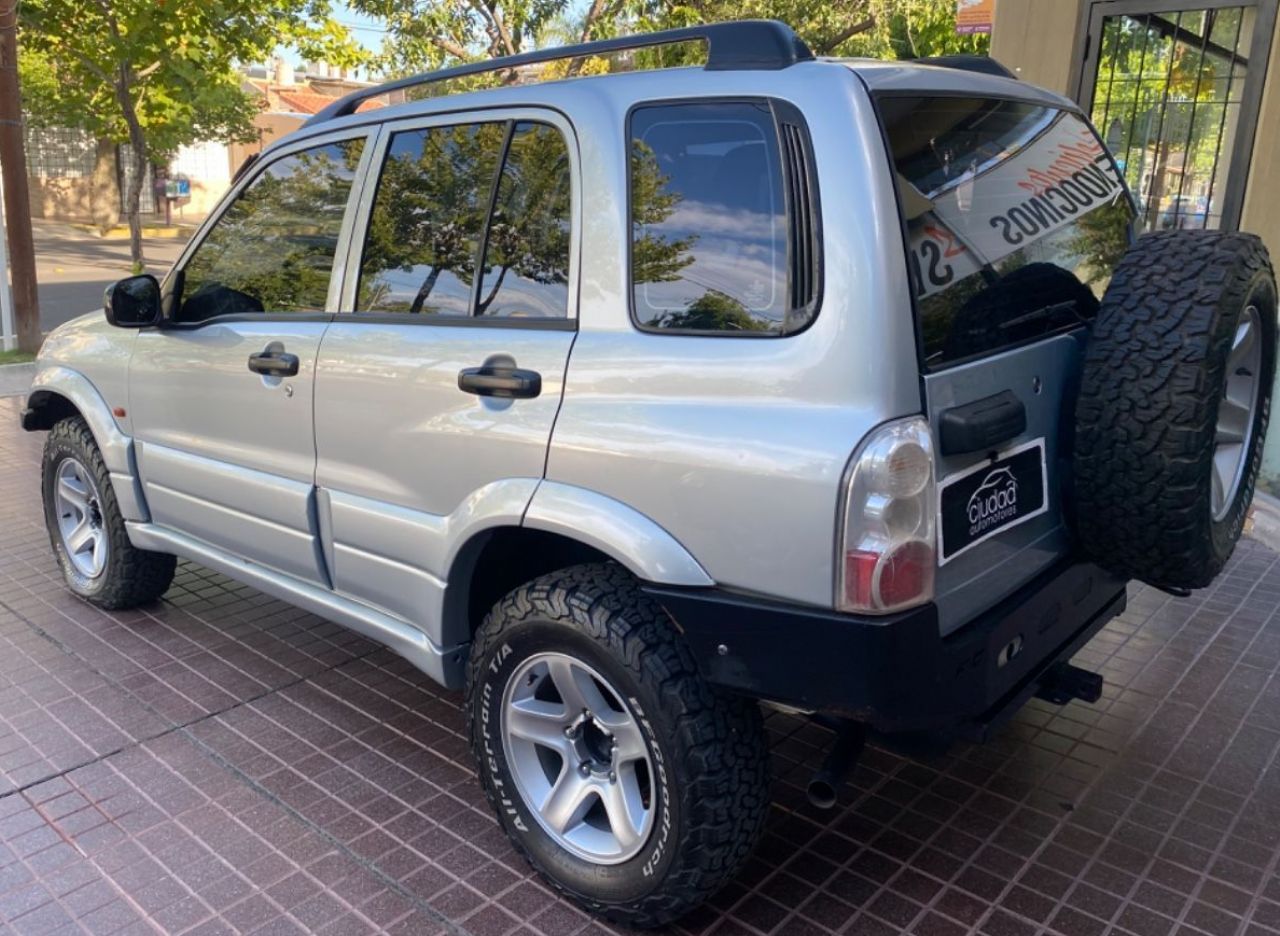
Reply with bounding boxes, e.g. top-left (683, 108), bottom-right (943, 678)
top-left (837, 417), bottom-right (936, 614)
